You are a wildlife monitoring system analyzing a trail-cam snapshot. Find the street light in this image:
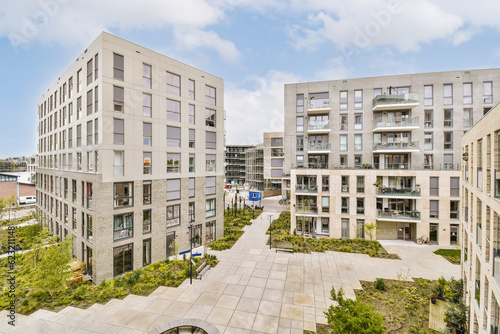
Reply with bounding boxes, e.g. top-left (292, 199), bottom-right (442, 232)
top-left (268, 214), bottom-right (273, 250)
top-left (188, 221), bottom-right (193, 285)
